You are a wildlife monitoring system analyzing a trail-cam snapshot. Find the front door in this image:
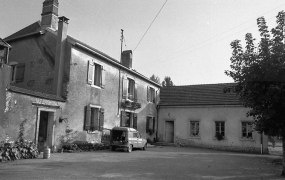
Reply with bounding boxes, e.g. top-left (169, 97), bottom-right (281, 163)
top-left (38, 111), bottom-right (49, 151)
top-left (165, 121), bottom-right (174, 143)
